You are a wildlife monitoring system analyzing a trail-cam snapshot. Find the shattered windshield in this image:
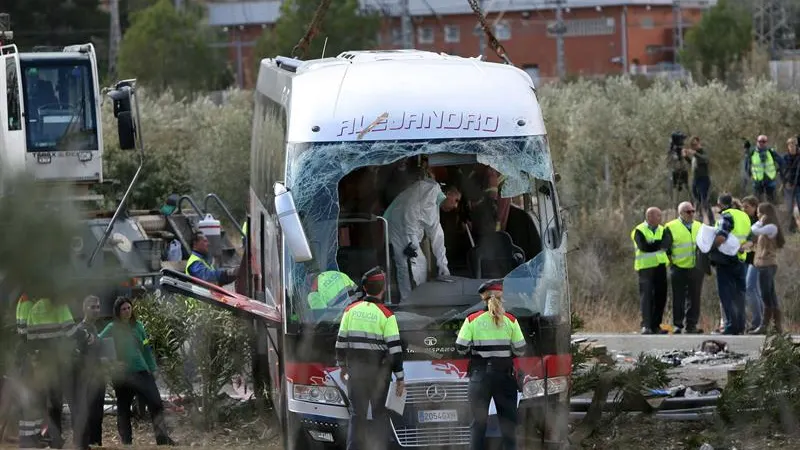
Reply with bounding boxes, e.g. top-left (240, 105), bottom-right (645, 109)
top-left (20, 59), bottom-right (98, 152)
top-left (283, 136), bottom-right (568, 328)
